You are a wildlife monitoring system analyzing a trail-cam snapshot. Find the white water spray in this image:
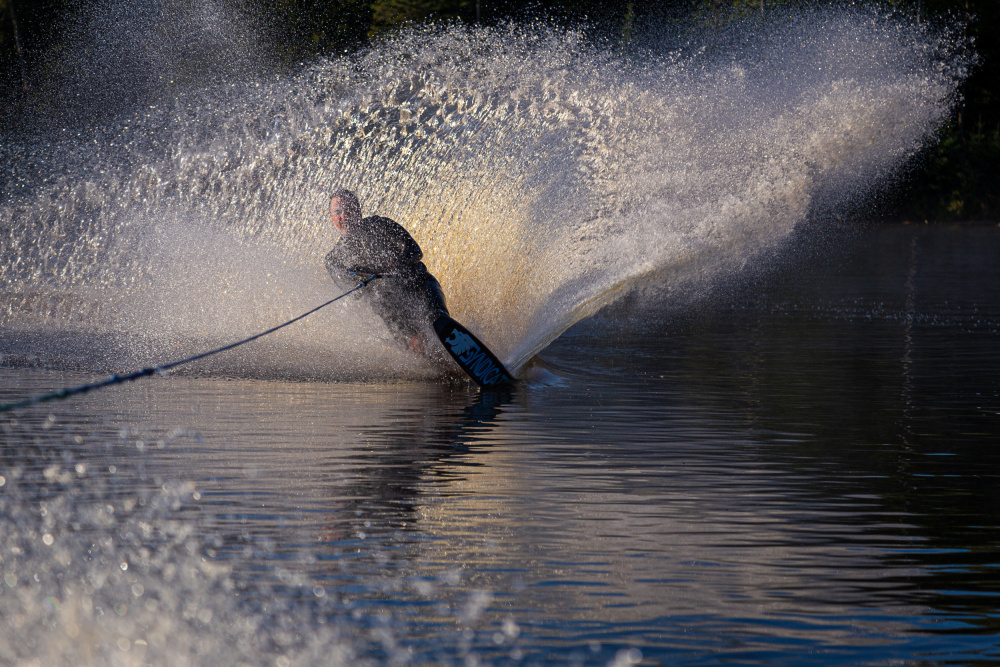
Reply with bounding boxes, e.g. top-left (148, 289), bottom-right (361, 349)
top-left (0, 8), bottom-right (968, 378)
